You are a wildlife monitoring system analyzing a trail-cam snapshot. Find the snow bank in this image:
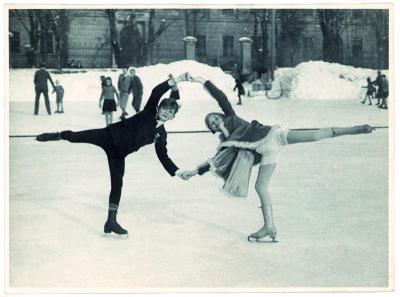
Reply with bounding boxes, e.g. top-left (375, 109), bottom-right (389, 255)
top-left (8, 60), bottom-right (237, 103)
top-left (275, 61), bottom-right (388, 100)
top-left (9, 60), bottom-right (388, 103)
